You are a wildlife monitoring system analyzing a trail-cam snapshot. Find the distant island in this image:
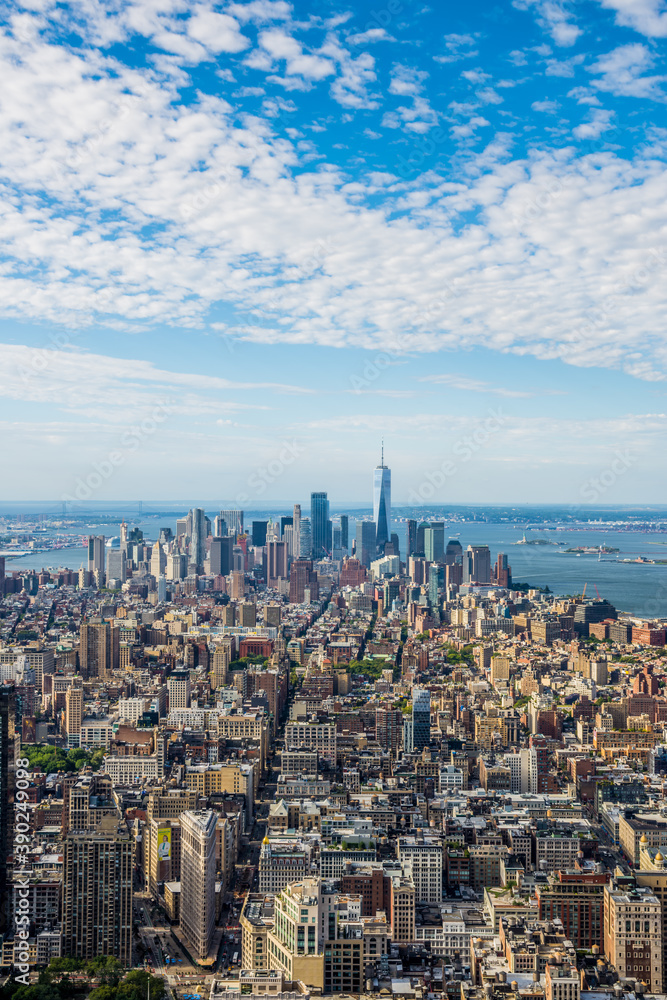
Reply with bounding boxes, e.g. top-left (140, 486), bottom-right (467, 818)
top-left (514, 536), bottom-right (560, 546)
top-left (564, 545), bottom-right (619, 554)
